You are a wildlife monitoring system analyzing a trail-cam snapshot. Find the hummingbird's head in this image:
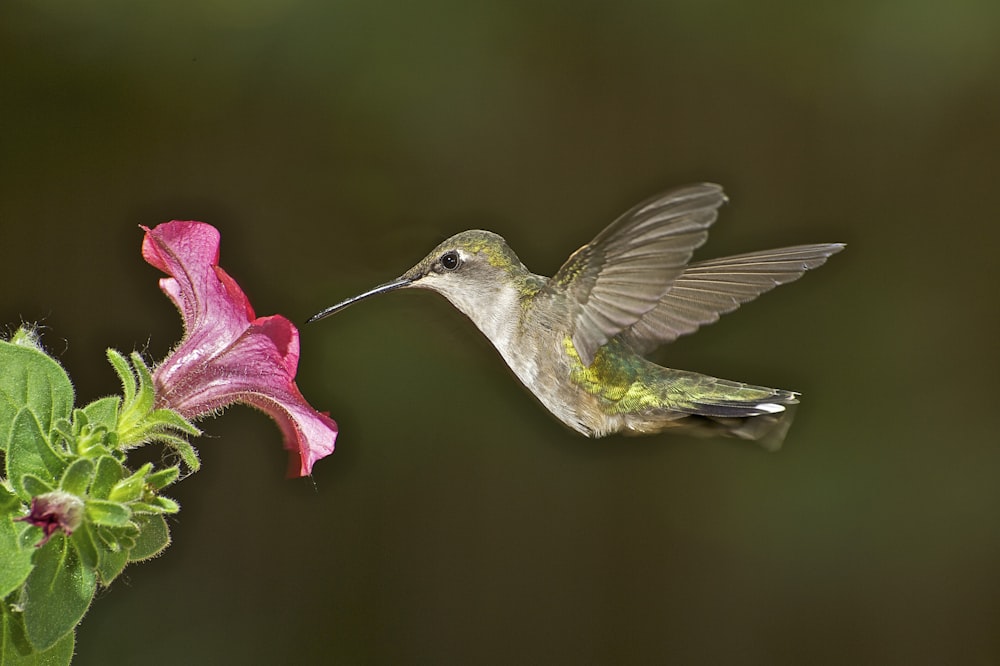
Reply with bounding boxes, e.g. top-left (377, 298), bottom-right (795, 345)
top-left (307, 230), bottom-right (536, 331)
